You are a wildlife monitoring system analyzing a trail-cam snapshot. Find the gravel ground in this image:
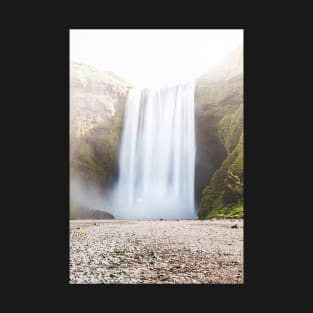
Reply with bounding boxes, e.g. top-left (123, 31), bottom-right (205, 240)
top-left (70, 219), bottom-right (243, 284)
